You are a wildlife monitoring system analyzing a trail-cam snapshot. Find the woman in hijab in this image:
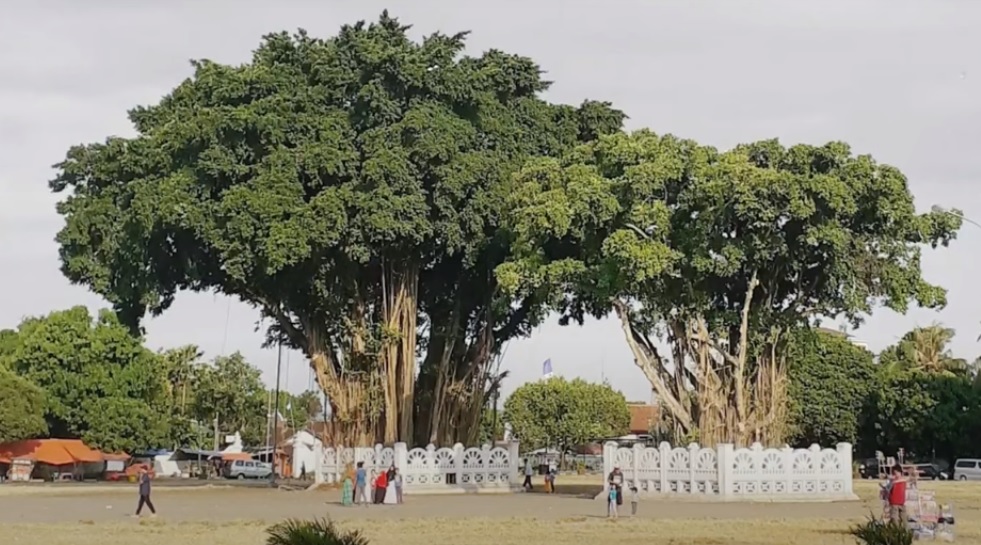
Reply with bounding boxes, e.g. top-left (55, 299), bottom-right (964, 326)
top-left (607, 466), bottom-right (624, 507)
top-left (384, 465), bottom-right (399, 504)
